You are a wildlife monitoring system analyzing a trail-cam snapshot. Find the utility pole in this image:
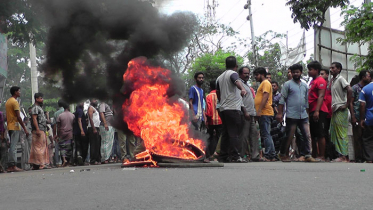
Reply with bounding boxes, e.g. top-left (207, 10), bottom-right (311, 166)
top-left (30, 43), bottom-right (38, 104)
top-left (244, 0), bottom-right (257, 66)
